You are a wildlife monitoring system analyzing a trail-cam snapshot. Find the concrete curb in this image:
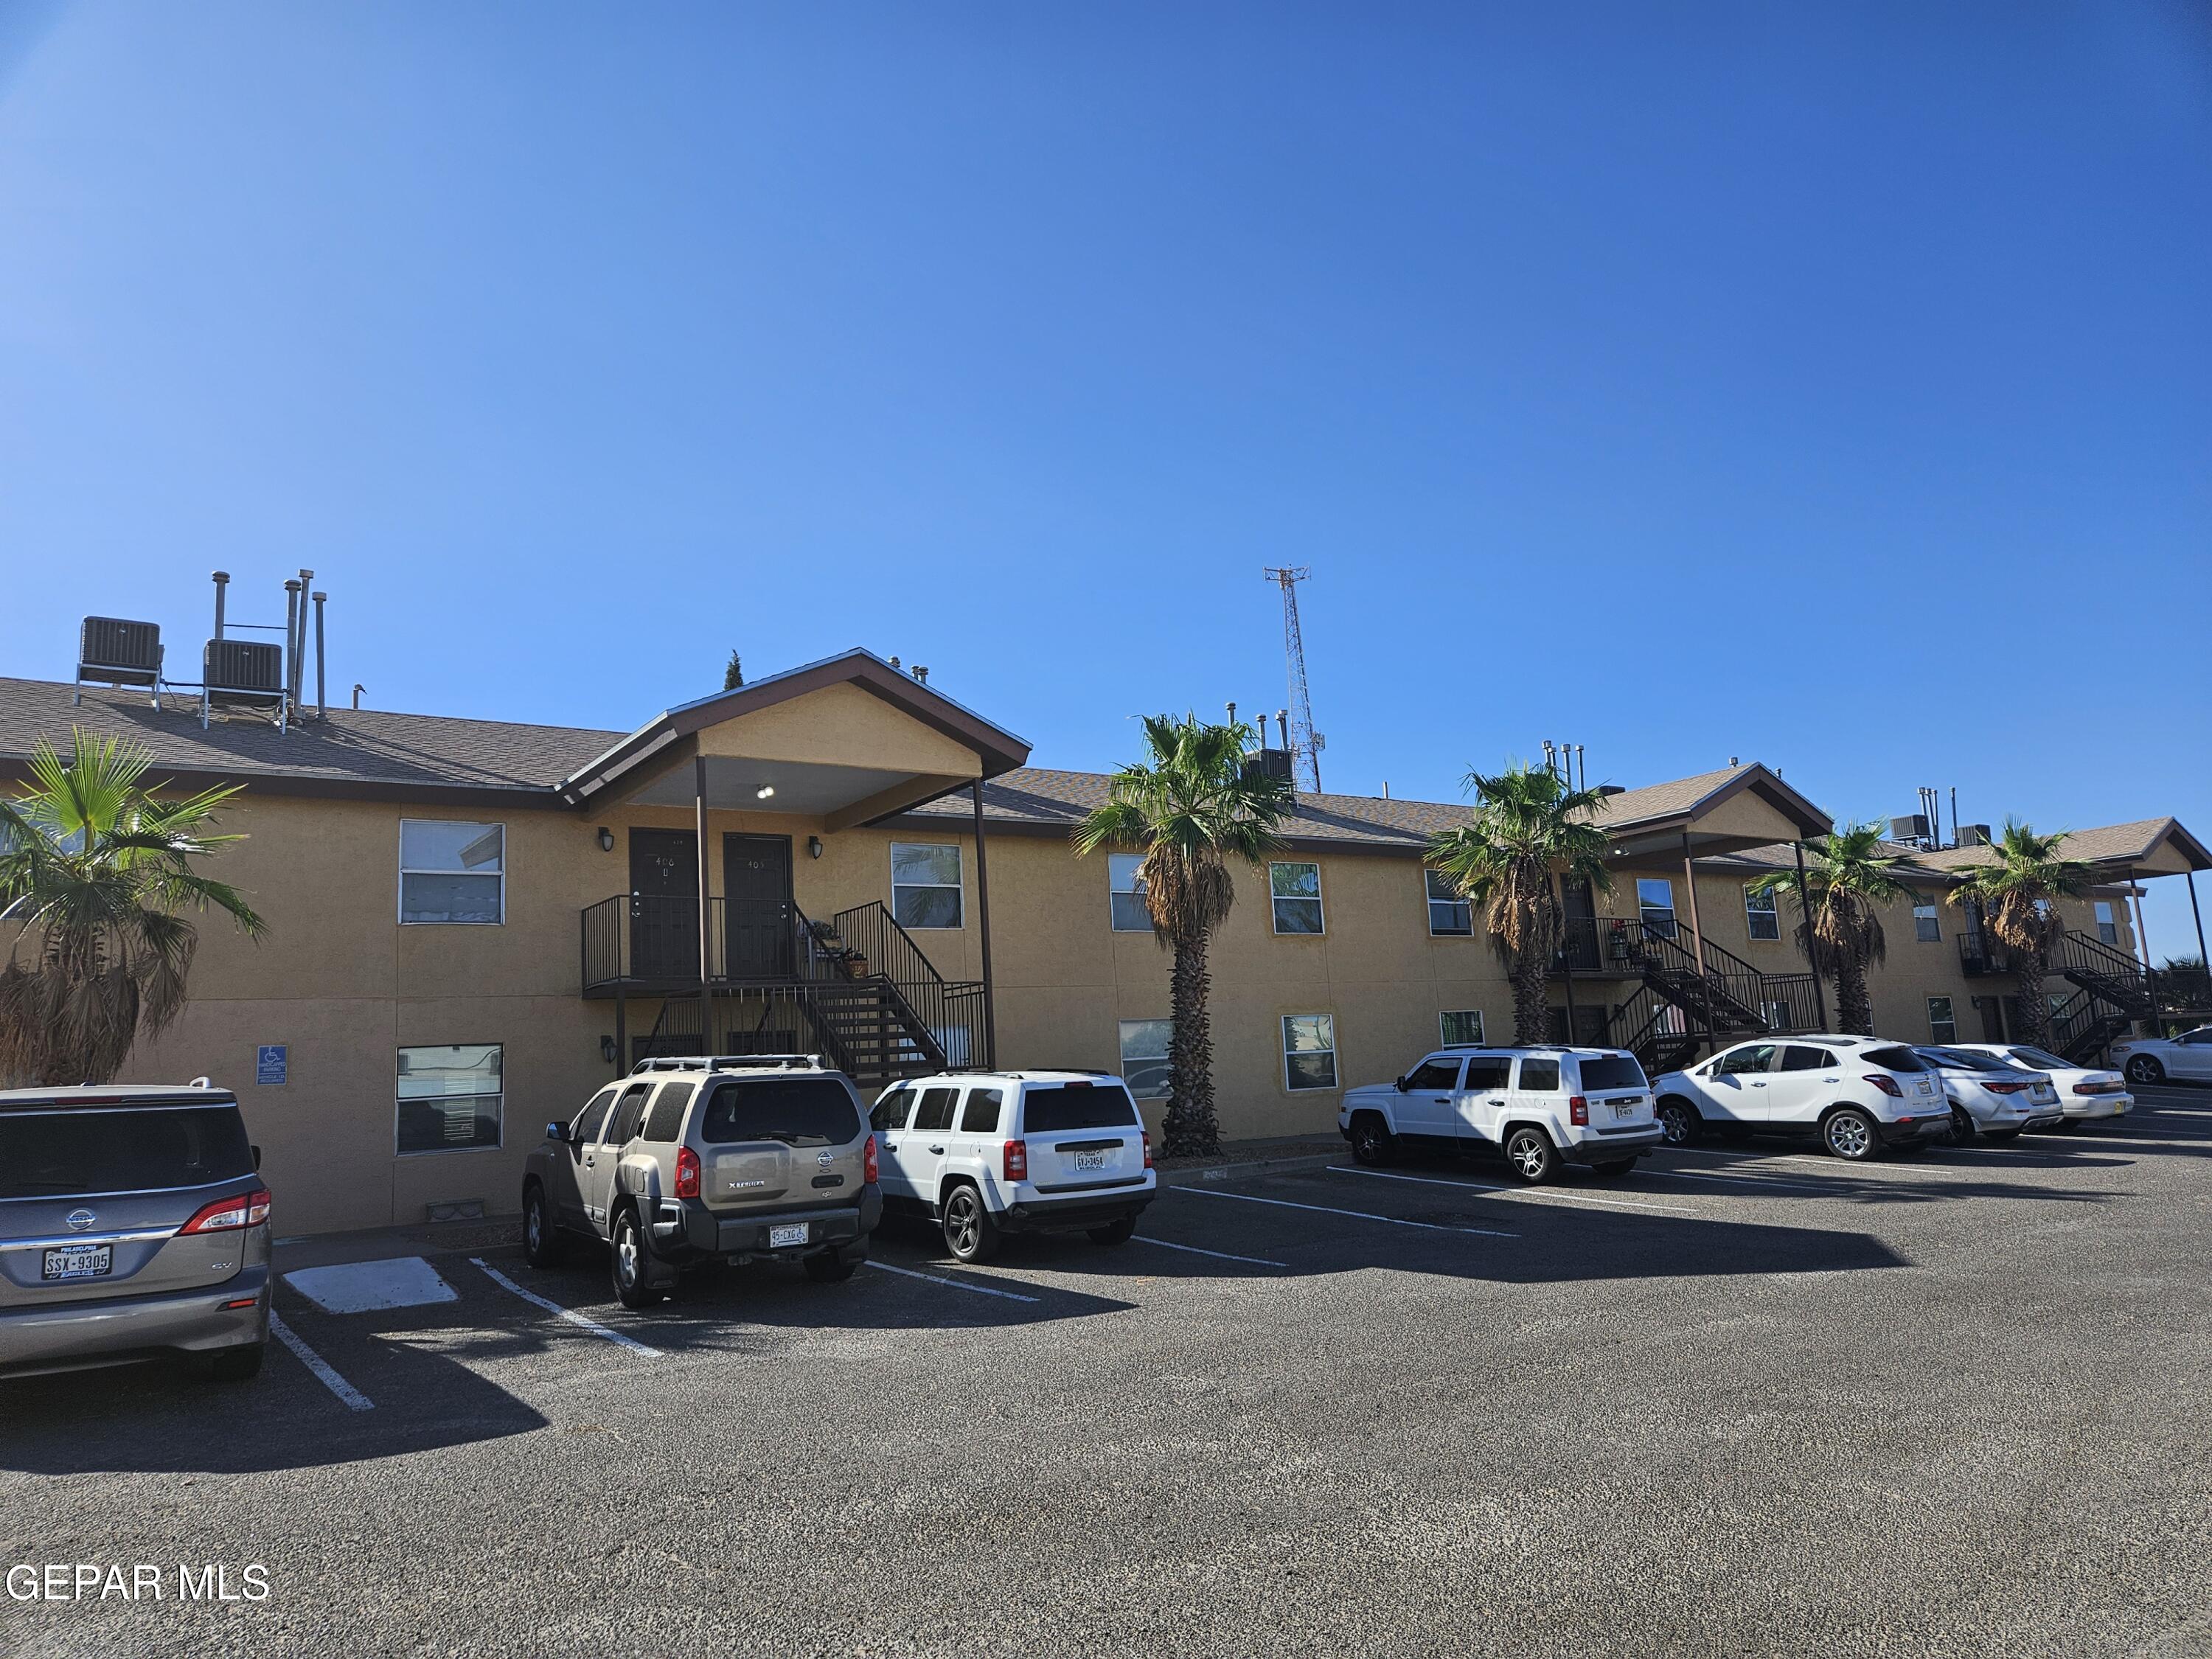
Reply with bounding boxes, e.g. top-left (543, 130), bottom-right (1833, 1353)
top-left (1161, 1150), bottom-right (1344, 1189)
